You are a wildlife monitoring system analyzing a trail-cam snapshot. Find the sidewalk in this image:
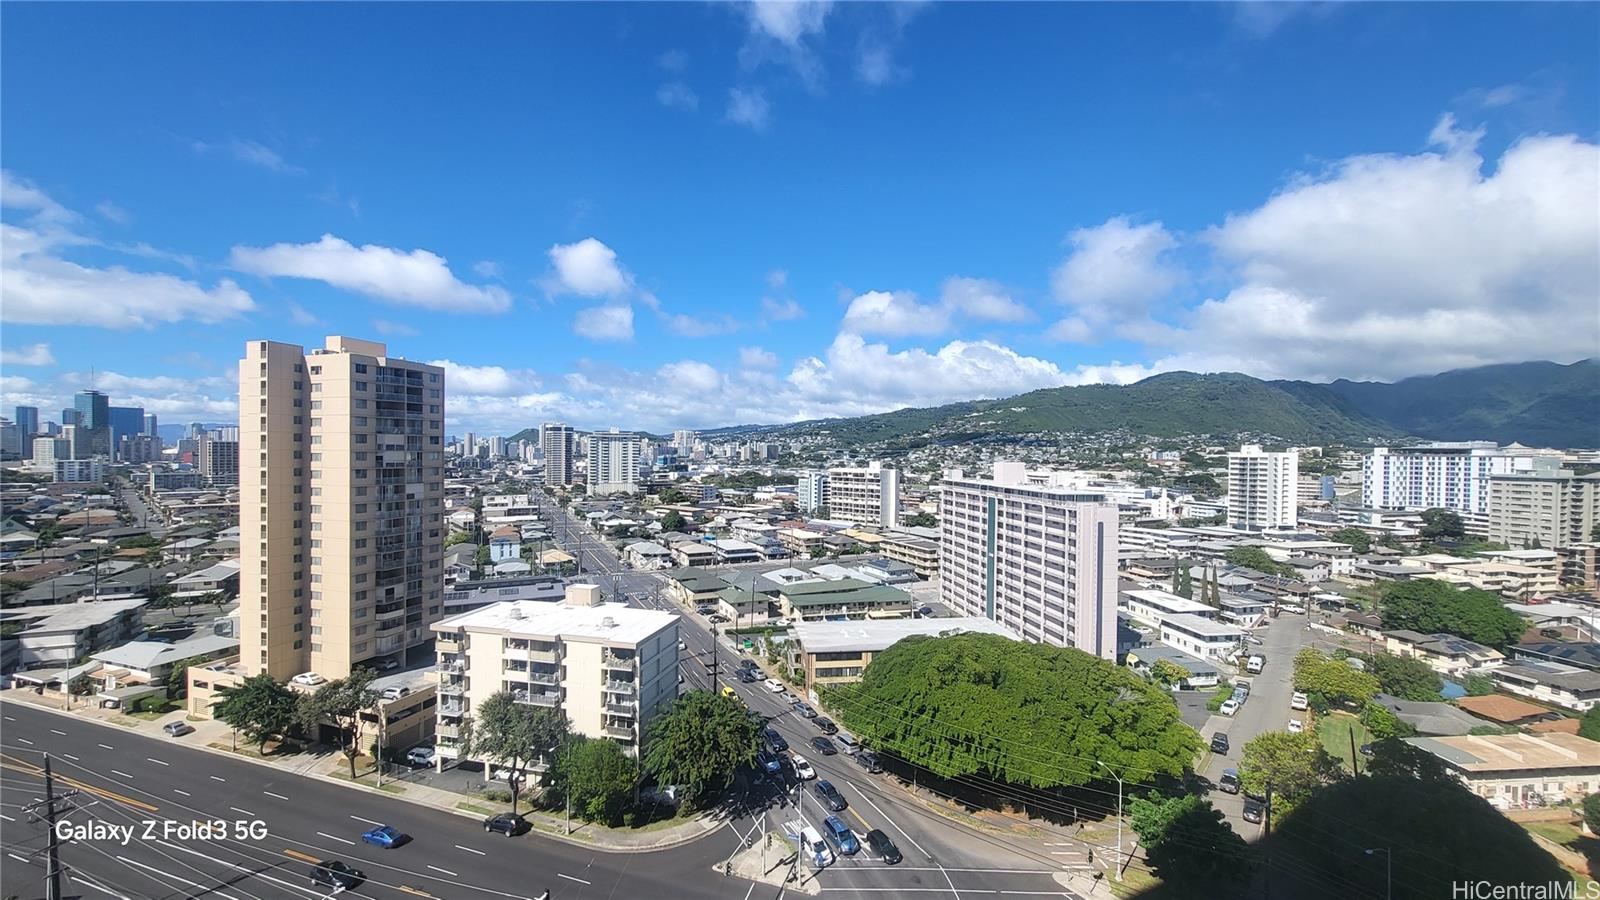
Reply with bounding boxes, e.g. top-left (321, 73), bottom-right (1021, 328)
top-left (1, 686), bottom-right (725, 853)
